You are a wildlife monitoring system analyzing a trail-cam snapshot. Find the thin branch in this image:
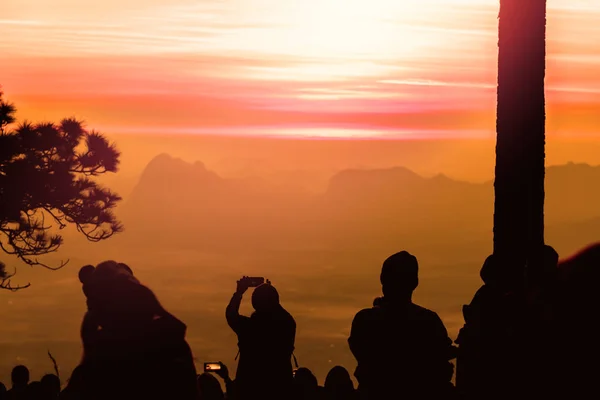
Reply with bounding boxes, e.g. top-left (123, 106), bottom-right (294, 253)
top-left (0, 262), bottom-right (31, 291)
top-left (20, 257), bottom-right (69, 271)
top-left (0, 279), bottom-right (31, 291)
top-left (42, 207), bottom-right (67, 229)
